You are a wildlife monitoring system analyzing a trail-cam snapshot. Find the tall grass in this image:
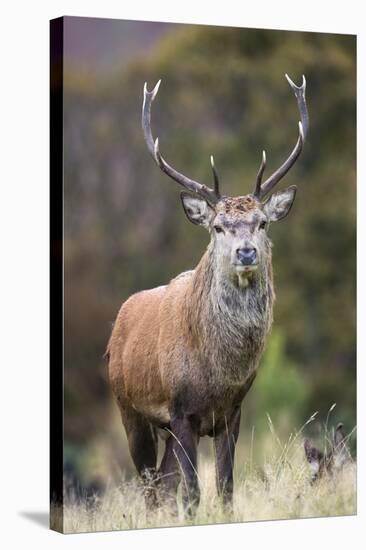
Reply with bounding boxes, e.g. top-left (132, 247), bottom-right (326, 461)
top-left (55, 419), bottom-right (356, 534)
